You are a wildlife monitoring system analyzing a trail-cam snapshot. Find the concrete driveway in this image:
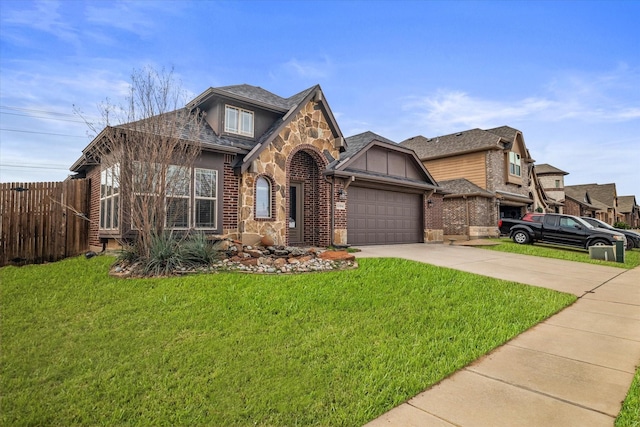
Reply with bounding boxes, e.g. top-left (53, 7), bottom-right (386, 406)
top-left (355, 243), bottom-right (626, 297)
top-left (357, 243), bottom-right (640, 426)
